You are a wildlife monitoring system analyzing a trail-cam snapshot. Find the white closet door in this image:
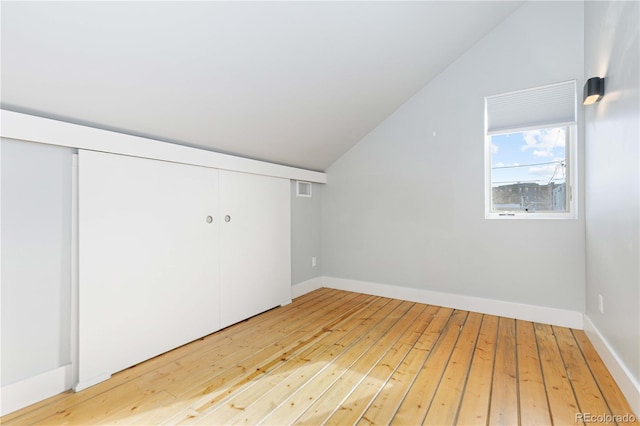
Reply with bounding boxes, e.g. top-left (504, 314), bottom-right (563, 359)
top-left (219, 170), bottom-right (291, 328)
top-left (78, 150), bottom-right (220, 389)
